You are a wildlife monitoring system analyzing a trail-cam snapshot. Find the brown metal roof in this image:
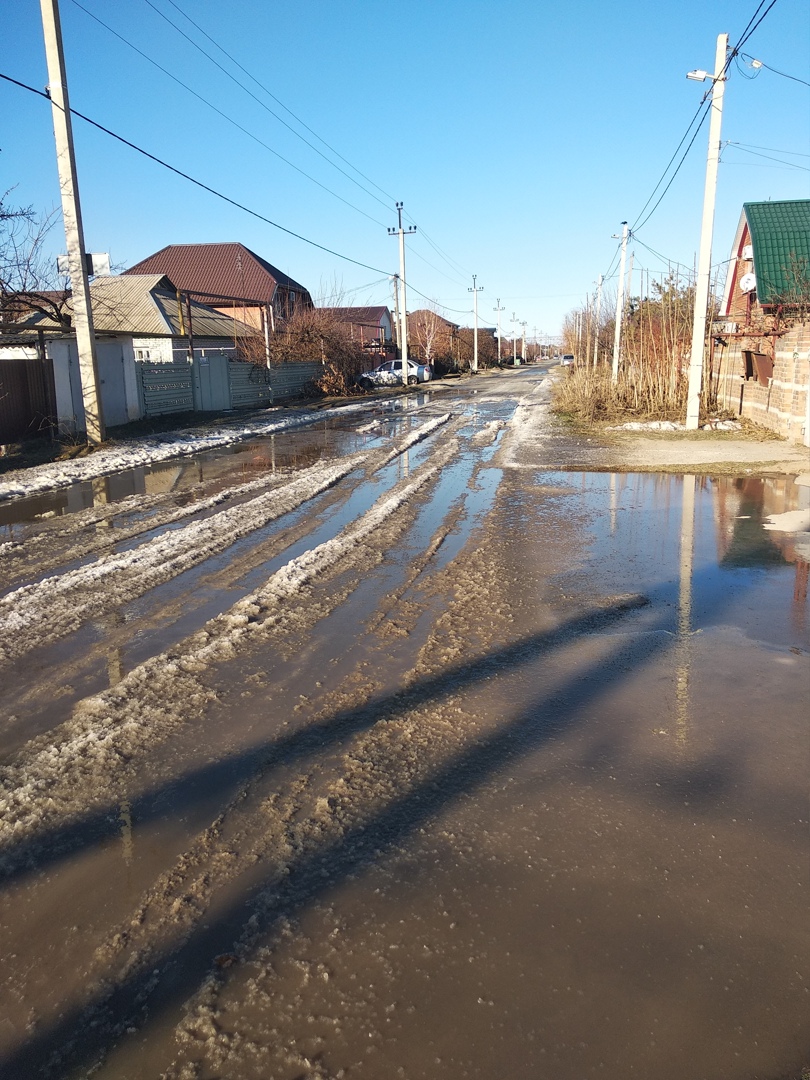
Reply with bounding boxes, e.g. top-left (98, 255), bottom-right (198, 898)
top-left (123, 243), bottom-right (310, 306)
